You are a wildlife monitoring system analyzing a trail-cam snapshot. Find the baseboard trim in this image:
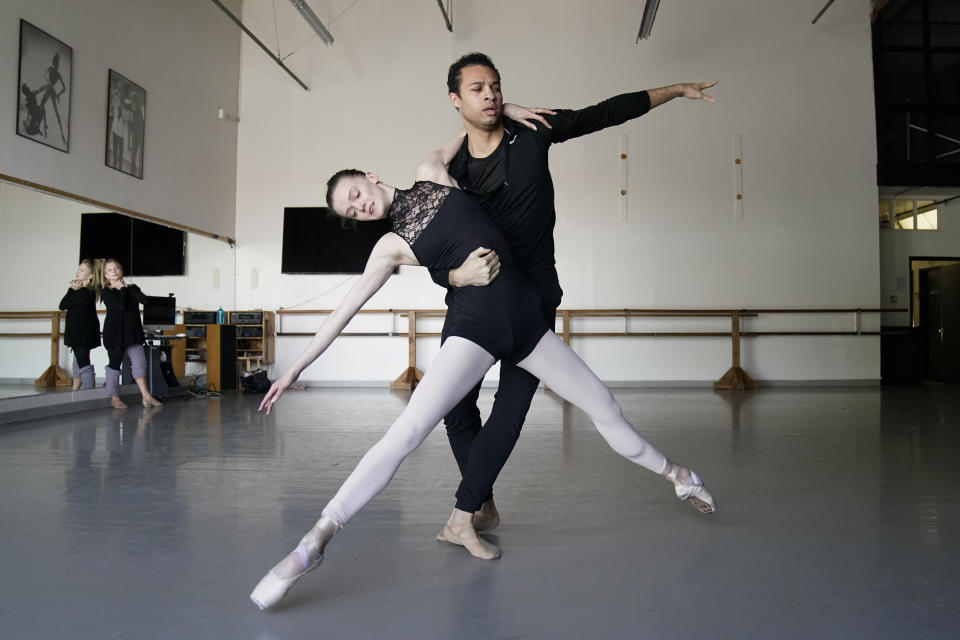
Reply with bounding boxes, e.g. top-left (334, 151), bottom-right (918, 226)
top-left (296, 378), bottom-right (882, 389)
top-left (0, 383), bottom-right (189, 426)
